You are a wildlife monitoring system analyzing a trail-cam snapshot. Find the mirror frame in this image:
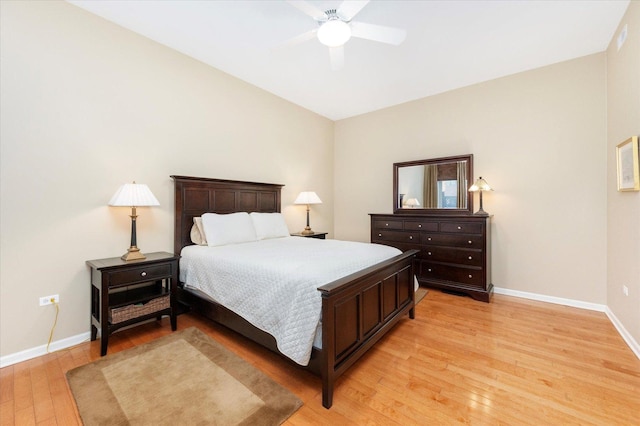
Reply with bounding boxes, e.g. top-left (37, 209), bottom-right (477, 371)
top-left (393, 154), bottom-right (474, 215)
